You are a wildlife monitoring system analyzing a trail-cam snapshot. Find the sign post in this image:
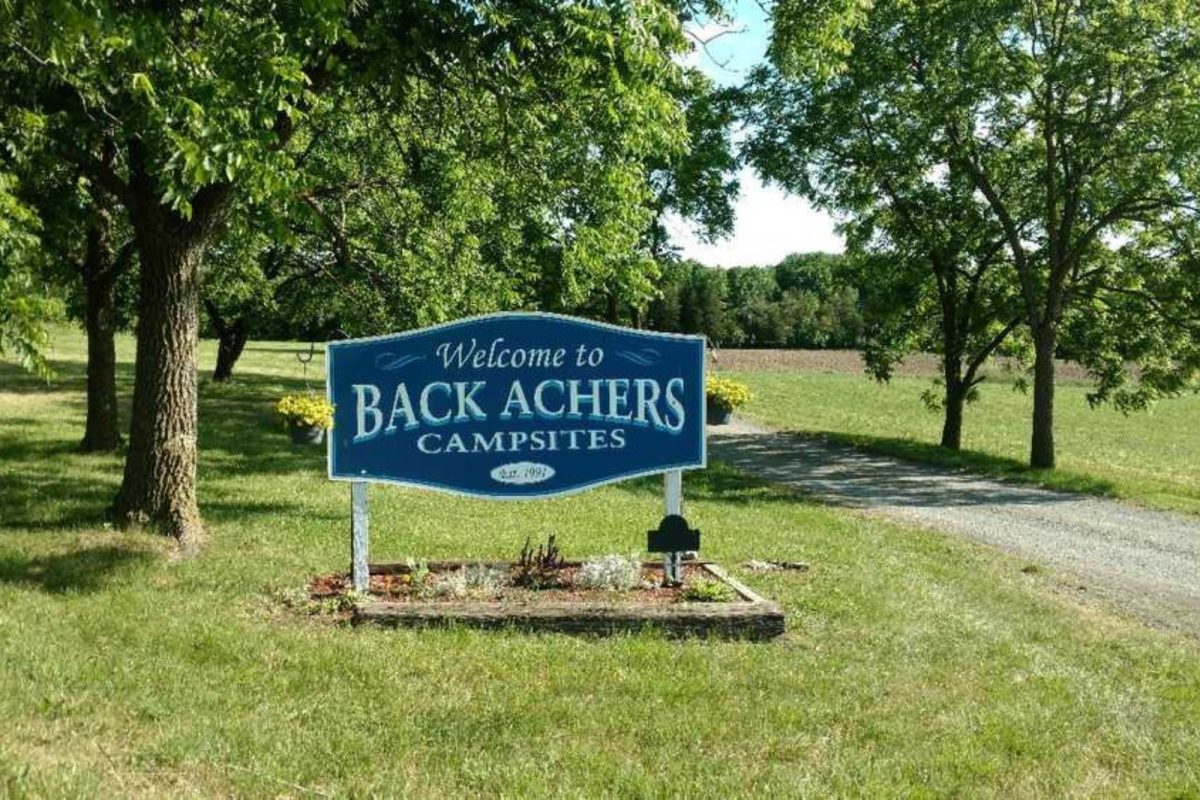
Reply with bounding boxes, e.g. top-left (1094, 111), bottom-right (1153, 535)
top-left (350, 482), bottom-right (369, 592)
top-left (664, 470), bottom-right (683, 583)
top-left (326, 313), bottom-right (706, 584)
